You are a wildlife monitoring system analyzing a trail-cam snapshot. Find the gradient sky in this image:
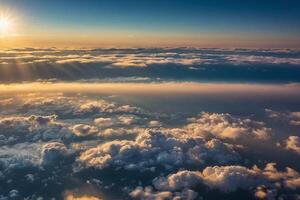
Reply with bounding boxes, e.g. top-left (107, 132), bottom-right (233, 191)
top-left (1, 0), bottom-right (300, 48)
